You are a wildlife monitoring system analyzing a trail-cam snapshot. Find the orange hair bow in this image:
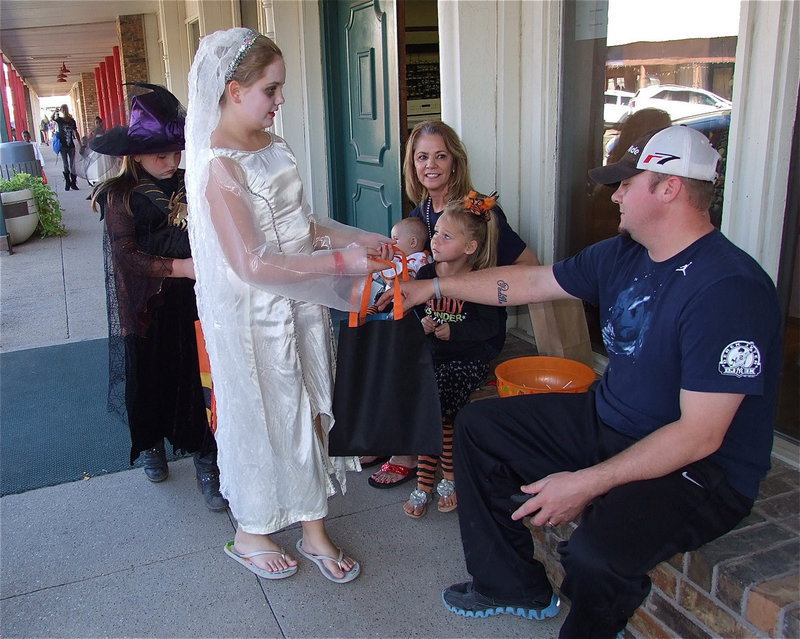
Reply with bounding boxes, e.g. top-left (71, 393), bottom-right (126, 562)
top-left (463, 190), bottom-right (497, 221)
